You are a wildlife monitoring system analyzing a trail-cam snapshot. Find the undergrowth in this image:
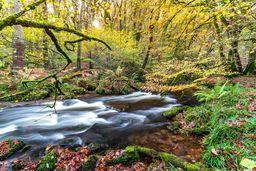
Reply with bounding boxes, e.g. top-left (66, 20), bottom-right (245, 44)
top-left (180, 83), bottom-right (256, 170)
